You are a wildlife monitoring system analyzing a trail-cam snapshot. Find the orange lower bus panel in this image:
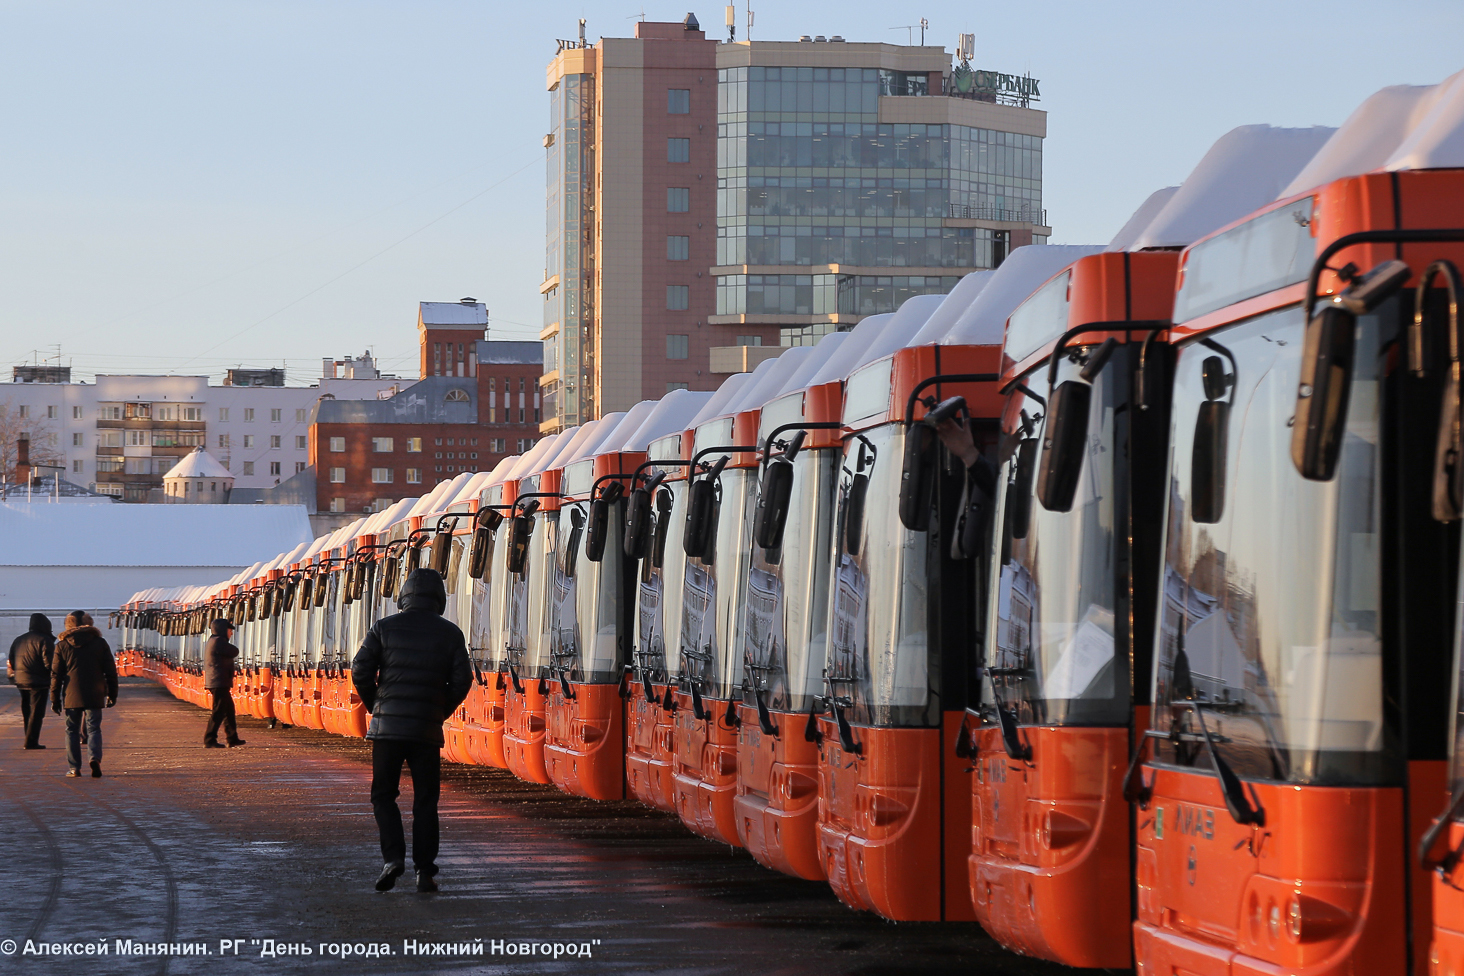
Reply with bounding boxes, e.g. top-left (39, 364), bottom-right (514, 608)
top-left (671, 692), bottom-right (741, 846)
top-left (270, 671), bottom-right (293, 724)
top-left (502, 680), bottom-right (551, 784)
top-left (289, 670), bottom-right (322, 729)
top-left (469, 675), bottom-right (508, 768)
top-left (734, 706), bottom-right (824, 880)
top-left (342, 673), bottom-right (368, 738)
top-left (1133, 765), bottom-right (1411, 976)
top-left (545, 682), bottom-right (626, 800)
top-left (815, 713), bottom-right (975, 922)
top-left (1431, 820), bottom-right (1464, 975)
top-left (969, 725), bottom-right (1131, 969)
top-left (625, 684), bottom-right (676, 812)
